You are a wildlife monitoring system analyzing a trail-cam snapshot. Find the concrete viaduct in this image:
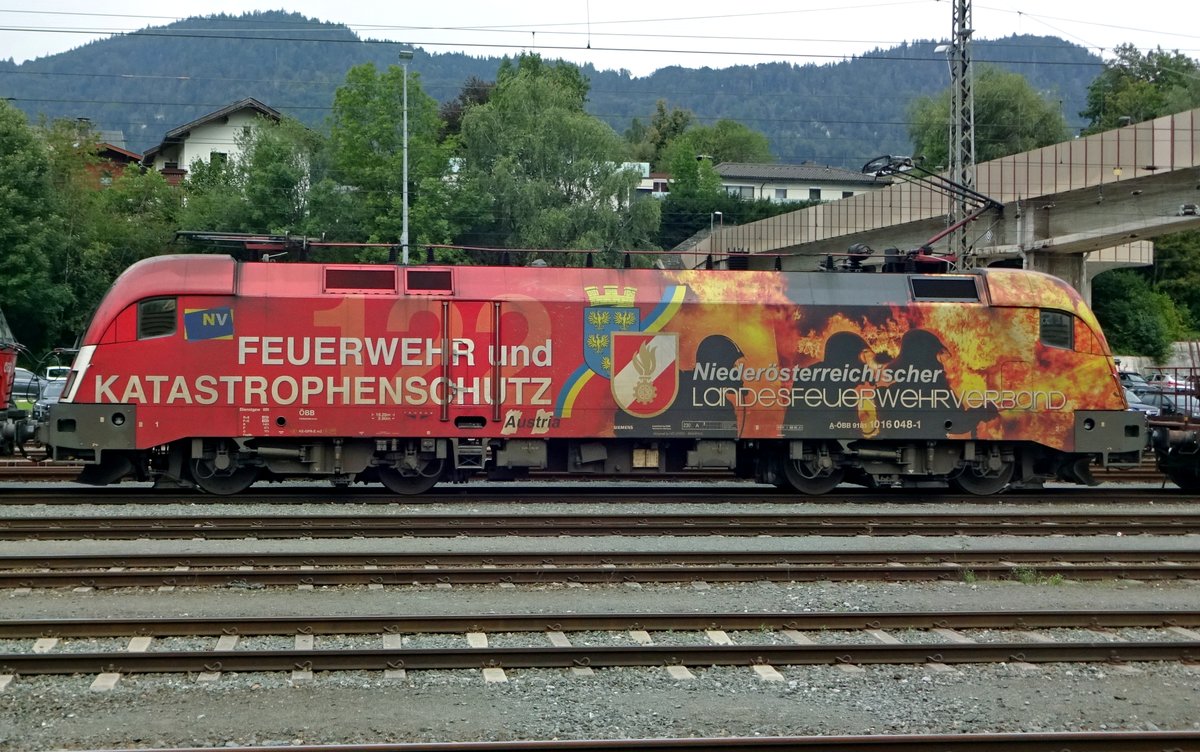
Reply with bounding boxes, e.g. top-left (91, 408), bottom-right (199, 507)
top-left (694, 108), bottom-right (1200, 299)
